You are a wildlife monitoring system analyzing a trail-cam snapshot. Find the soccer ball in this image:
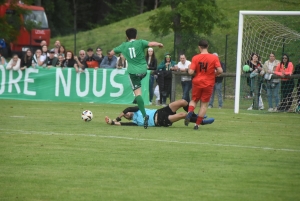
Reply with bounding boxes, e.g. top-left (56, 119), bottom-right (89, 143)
top-left (242, 64), bottom-right (250, 72)
top-left (82, 110), bottom-right (93, 122)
